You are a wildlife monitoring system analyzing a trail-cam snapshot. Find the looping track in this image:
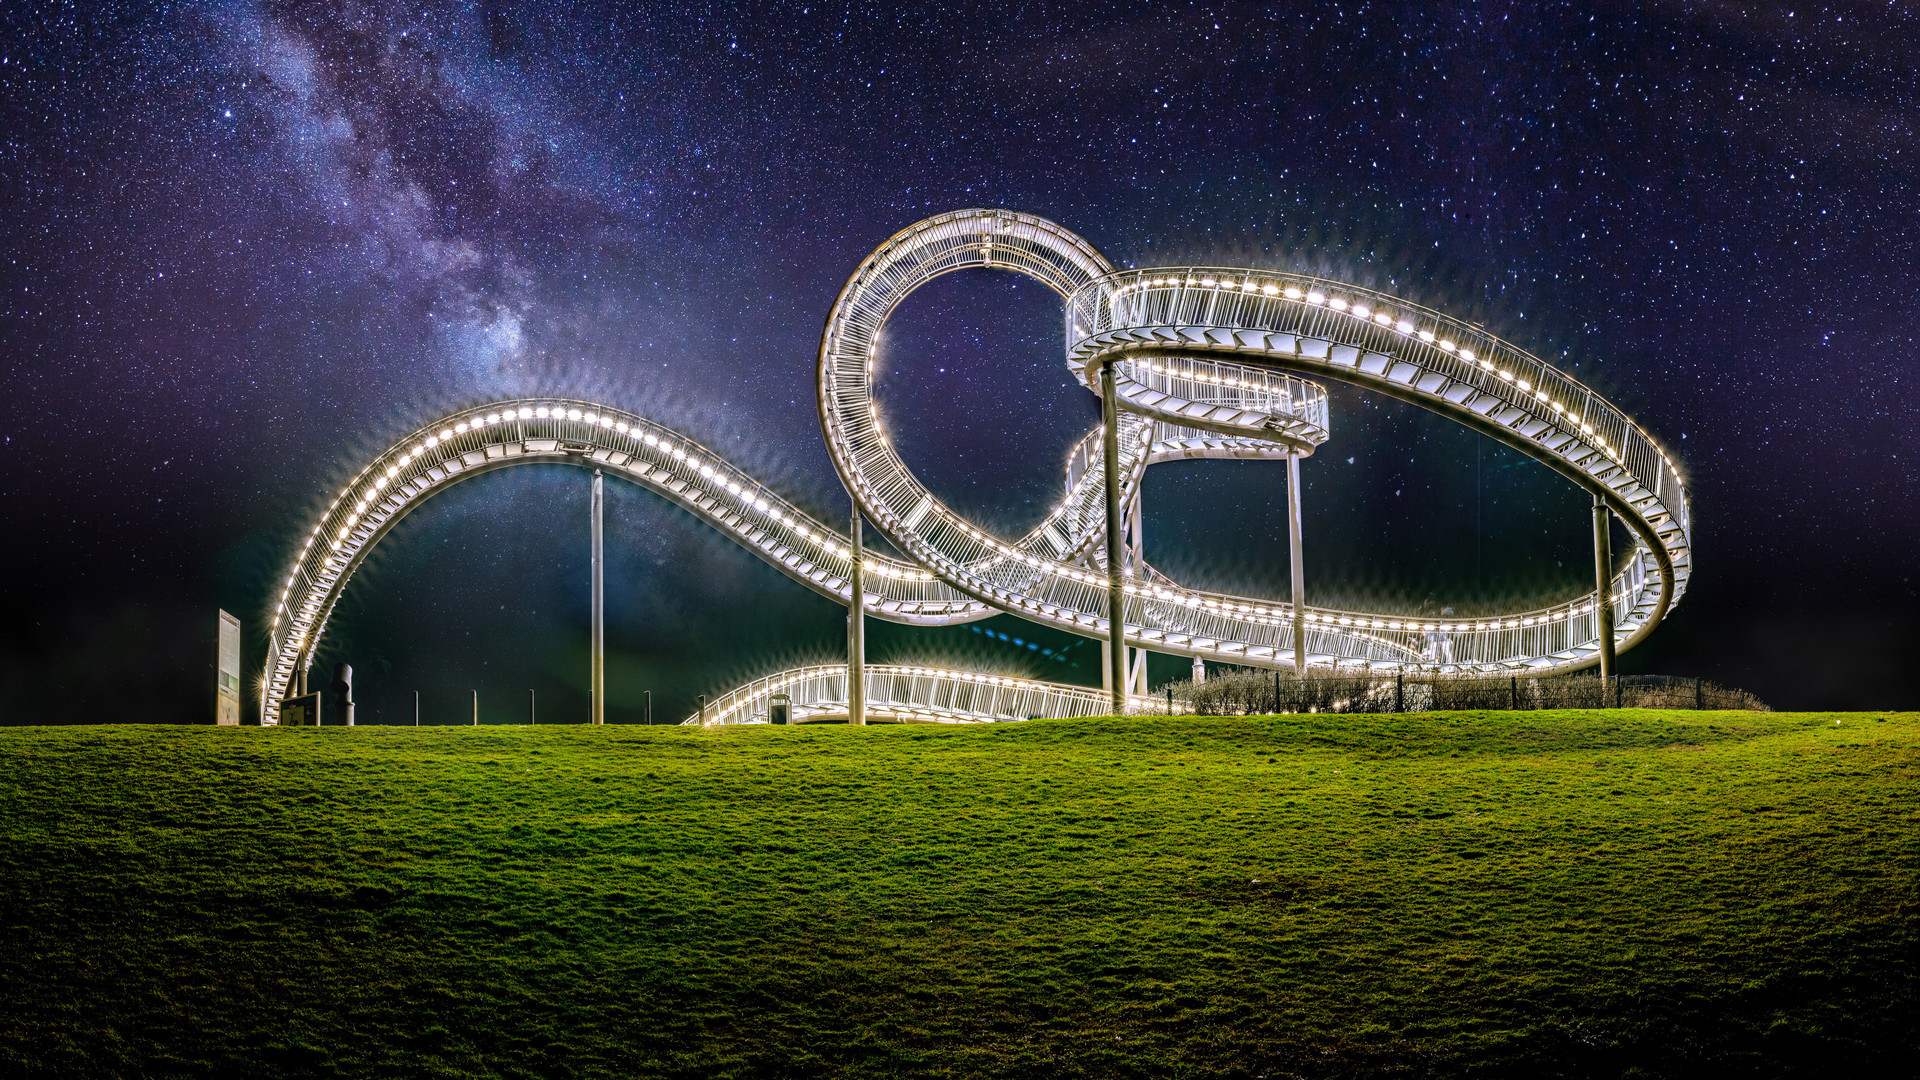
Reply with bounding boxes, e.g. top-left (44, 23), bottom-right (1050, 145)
top-left (262, 209), bottom-right (1689, 725)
